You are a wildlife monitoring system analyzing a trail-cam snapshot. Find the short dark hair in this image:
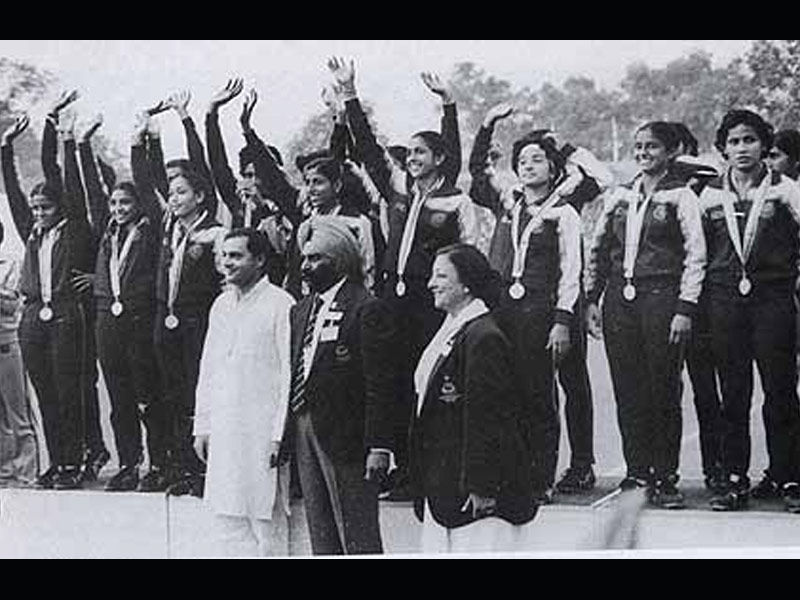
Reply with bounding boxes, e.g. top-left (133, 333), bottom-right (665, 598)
top-left (29, 180), bottom-right (63, 207)
top-left (668, 122), bottom-right (699, 156)
top-left (510, 130), bottom-right (566, 182)
top-left (224, 227), bottom-right (273, 263)
top-left (295, 149), bottom-right (331, 173)
top-left (239, 144), bottom-right (283, 176)
top-left (170, 166), bottom-right (211, 201)
top-left (436, 243), bottom-right (502, 309)
top-left (303, 156), bottom-right (343, 185)
top-left (412, 130), bottom-right (448, 160)
top-left (636, 121), bottom-right (681, 154)
top-left (165, 158), bottom-right (192, 175)
top-left (774, 129), bottom-right (800, 165)
top-left (111, 181), bottom-right (140, 204)
top-left (714, 109), bottom-right (774, 156)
